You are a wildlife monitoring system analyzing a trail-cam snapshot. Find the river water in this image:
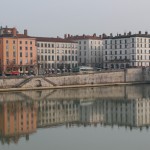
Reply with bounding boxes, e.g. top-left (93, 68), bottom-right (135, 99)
top-left (0, 84), bottom-right (150, 150)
